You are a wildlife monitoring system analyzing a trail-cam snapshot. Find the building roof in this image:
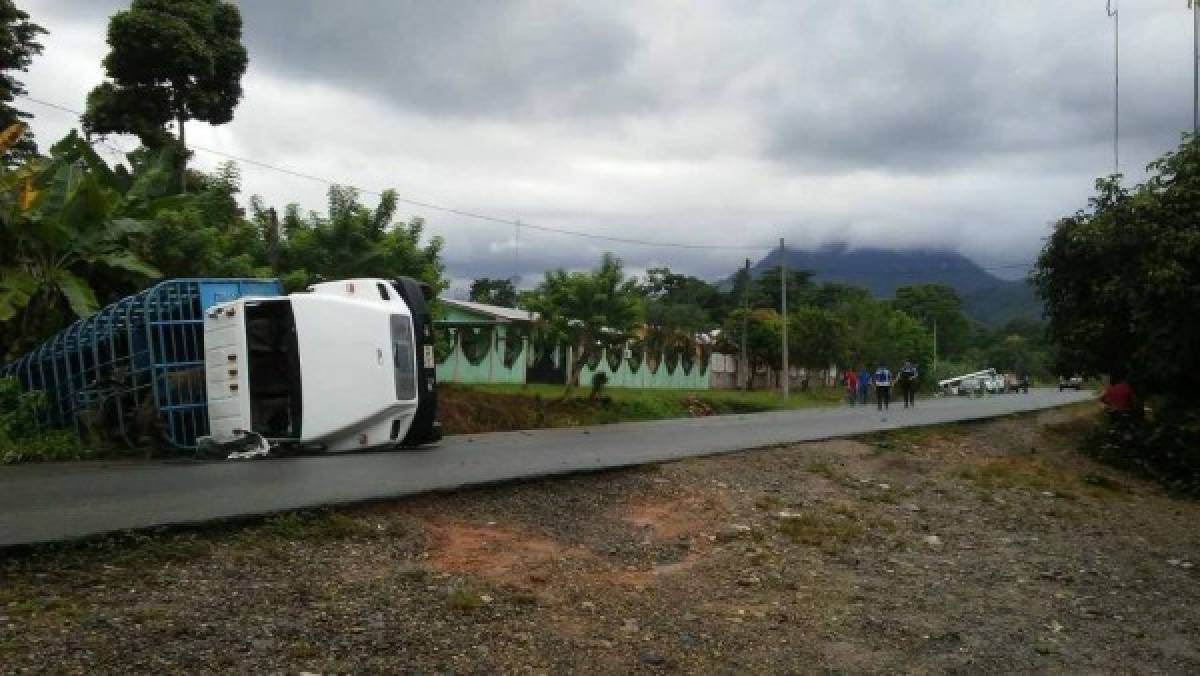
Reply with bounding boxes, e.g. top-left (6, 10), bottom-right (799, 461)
top-left (441, 298), bottom-right (539, 323)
